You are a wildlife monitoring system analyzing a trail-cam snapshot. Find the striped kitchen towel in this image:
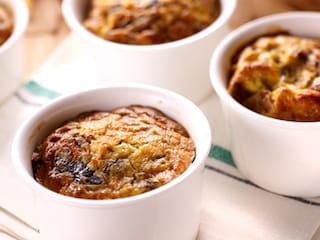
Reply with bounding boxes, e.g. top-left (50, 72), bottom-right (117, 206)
top-left (1, 34), bottom-right (320, 240)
